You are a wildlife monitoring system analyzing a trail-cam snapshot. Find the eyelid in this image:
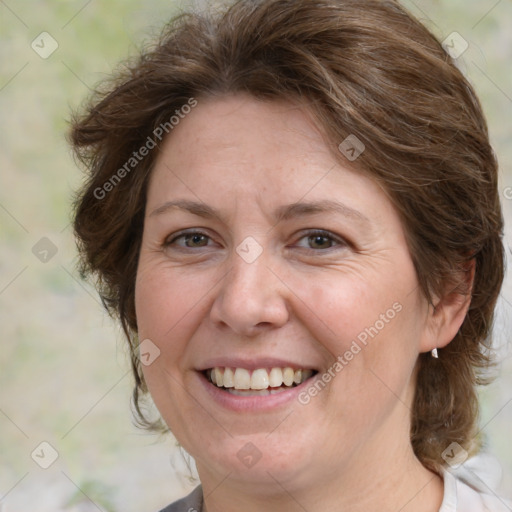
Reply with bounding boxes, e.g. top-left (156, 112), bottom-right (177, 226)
top-left (292, 229), bottom-right (348, 250)
top-left (163, 228), bottom-right (349, 251)
top-left (164, 228), bottom-right (217, 247)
